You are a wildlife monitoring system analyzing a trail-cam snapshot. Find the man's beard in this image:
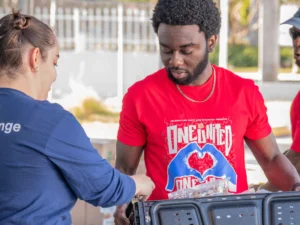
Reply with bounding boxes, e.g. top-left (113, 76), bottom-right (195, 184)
top-left (167, 48), bottom-right (209, 85)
